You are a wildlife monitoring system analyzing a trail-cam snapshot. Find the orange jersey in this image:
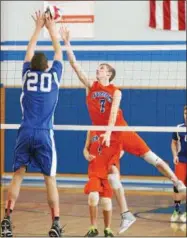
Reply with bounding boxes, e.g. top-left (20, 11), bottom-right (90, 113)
top-left (86, 81), bottom-right (127, 126)
top-left (88, 131), bottom-right (121, 179)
